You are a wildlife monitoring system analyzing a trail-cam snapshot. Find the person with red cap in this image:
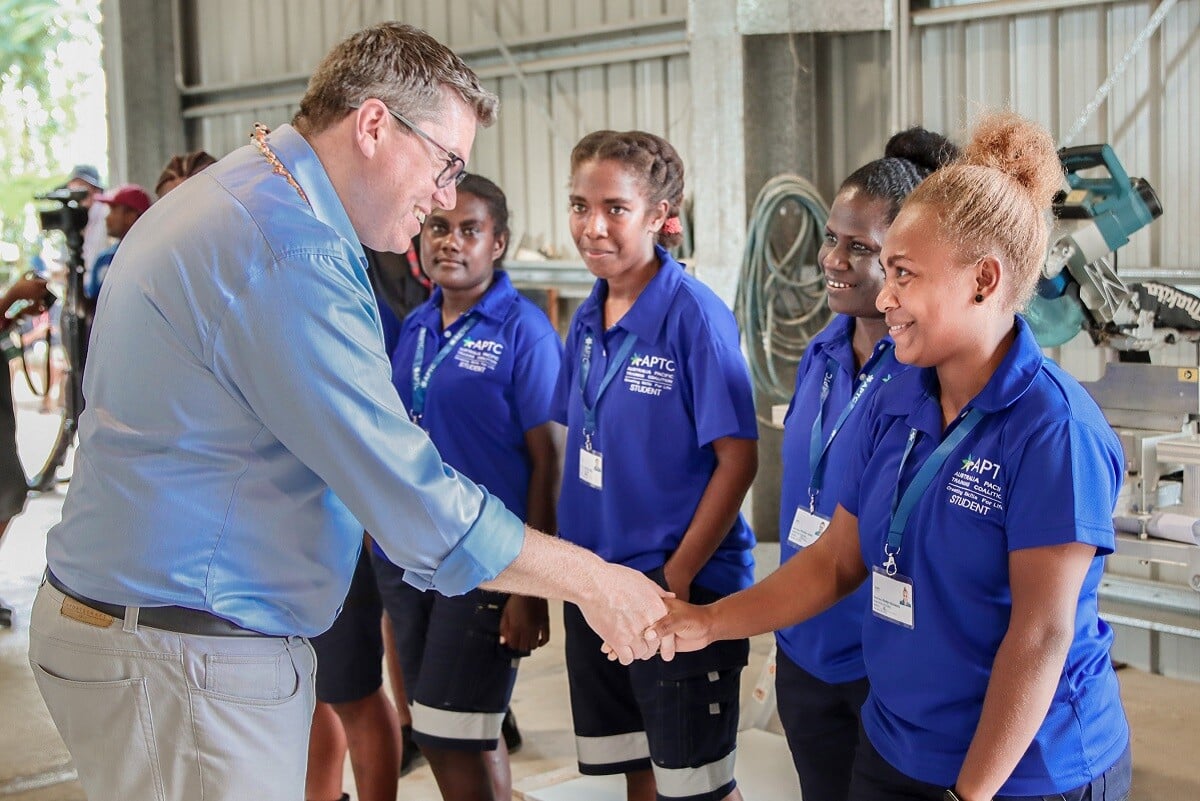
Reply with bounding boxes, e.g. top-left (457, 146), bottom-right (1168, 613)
top-left (85, 184), bottom-right (152, 302)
